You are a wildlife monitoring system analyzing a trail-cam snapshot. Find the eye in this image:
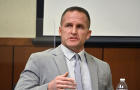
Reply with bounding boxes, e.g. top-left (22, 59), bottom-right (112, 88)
top-left (77, 24), bottom-right (84, 29)
top-left (65, 23), bottom-right (72, 27)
